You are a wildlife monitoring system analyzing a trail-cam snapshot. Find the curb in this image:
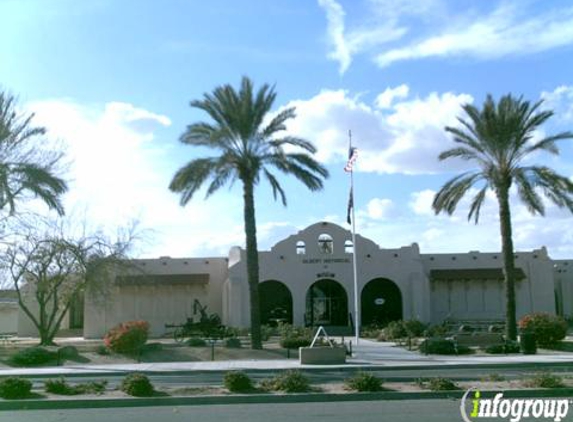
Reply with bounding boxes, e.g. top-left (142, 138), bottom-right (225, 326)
top-left (3, 360), bottom-right (573, 379)
top-left (2, 388), bottom-right (573, 411)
